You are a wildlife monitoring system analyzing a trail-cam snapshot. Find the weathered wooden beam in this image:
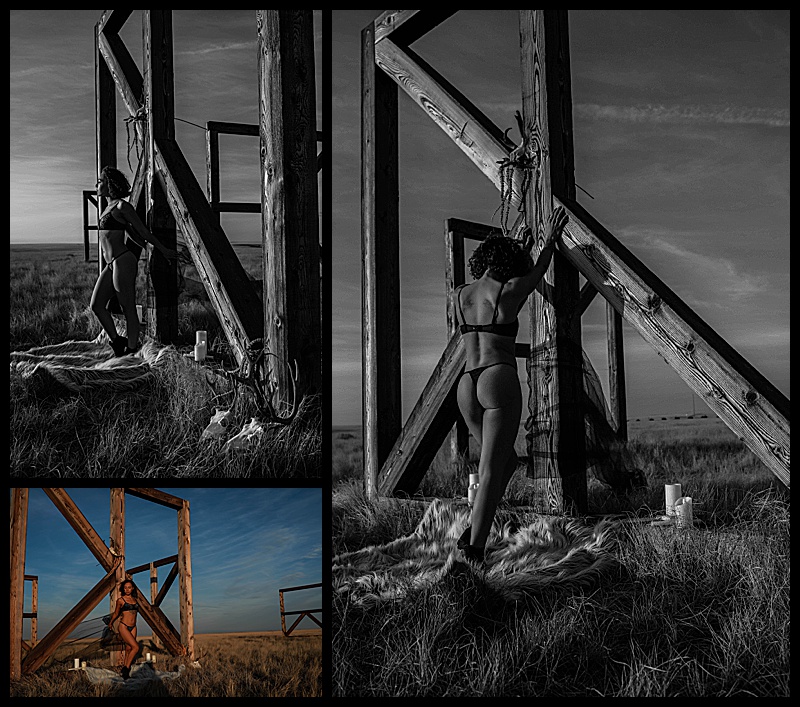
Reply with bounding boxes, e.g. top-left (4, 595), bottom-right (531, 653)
top-left (126, 555), bottom-right (179, 575)
top-left (154, 562), bottom-right (180, 608)
top-left (607, 300), bottom-right (628, 441)
top-left (373, 9), bottom-right (457, 46)
top-left (42, 489), bottom-right (117, 569)
top-left (95, 23), bottom-right (116, 283)
top-left (444, 220), bottom-right (469, 463)
top-left (206, 123), bottom-right (220, 223)
top-left (143, 10), bottom-right (179, 345)
top-left (374, 38), bottom-right (518, 199)
top-left (22, 565), bottom-right (120, 676)
top-left (125, 487), bottom-right (185, 510)
top-left (521, 9), bottom-right (586, 515)
top-left (576, 280), bottom-right (598, 316)
top-left (257, 9), bottom-right (322, 404)
top-left (109, 487), bottom-right (126, 667)
top-left (10, 489), bottom-right (28, 681)
top-left (216, 202), bottom-right (261, 214)
top-left (177, 500), bottom-right (194, 661)
top-left (362, 20), bottom-right (401, 501)
top-left (130, 582), bottom-right (185, 656)
top-left (98, 9), bottom-right (132, 36)
top-left (556, 196), bottom-right (790, 487)
top-left (98, 32), bottom-right (144, 116)
top-left (154, 138), bottom-right (264, 366)
top-left (207, 120), bottom-right (259, 137)
top-left (378, 332), bottom-right (465, 497)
